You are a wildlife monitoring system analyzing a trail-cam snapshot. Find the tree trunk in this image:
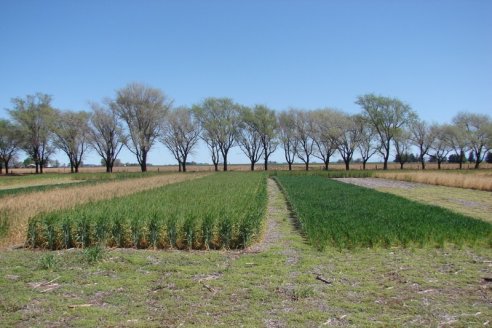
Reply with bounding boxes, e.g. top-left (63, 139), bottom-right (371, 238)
top-left (4, 162), bottom-right (9, 175)
top-left (178, 162), bottom-right (182, 172)
top-left (223, 153), bottom-right (228, 171)
top-left (140, 151), bottom-right (147, 172)
top-left (400, 162), bottom-right (404, 170)
top-left (214, 163), bottom-right (218, 171)
top-left (324, 161), bottom-right (329, 171)
top-left (288, 162), bottom-right (292, 171)
top-left (106, 162), bottom-right (111, 173)
top-left (362, 160), bottom-right (367, 170)
top-left (475, 151), bottom-right (481, 169)
top-left (264, 158), bottom-right (268, 171)
top-left (474, 161), bottom-right (480, 169)
top-left (305, 161), bottom-right (309, 171)
top-left (35, 163), bottom-right (39, 174)
top-left (437, 160), bottom-right (442, 170)
top-left (345, 160), bottom-right (350, 171)
top-left (182, 161), bottom-right (187, 172)
top-left (74, 164), bottom-right (79, 173)
top-left (0, 163), bottom-right (3, 174)
top-left (459, 150), bottom-right (463, 169)
top-left (40, 163), bottom-right (44, 174)
top-left (420, 154), bottom-right (426, 170)
top-left (250, 162), bottom-right (255, 171)
top-left (383, 155), bottom-right (389, 170)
